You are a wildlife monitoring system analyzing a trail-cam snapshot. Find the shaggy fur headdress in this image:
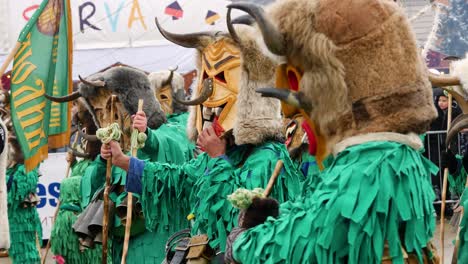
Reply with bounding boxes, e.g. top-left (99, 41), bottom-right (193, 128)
top-left (237, 0), bottom-right (437, 146)
top-left (148, 70), bottom-right (187, 114)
